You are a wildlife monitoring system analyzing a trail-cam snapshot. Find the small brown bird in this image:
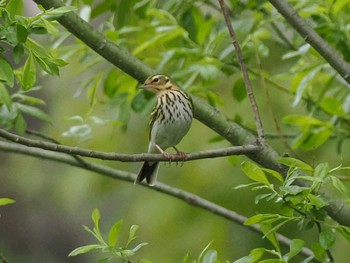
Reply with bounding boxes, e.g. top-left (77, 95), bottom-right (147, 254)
top-left (135, 74), bottom-right (193, 185)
